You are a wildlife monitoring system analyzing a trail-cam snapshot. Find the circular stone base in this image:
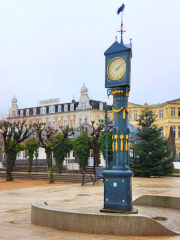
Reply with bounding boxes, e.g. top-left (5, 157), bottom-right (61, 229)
top-left (100, 207), bottom-right (138, 214)
top-left (31, 202), bottom-right (179, 236)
